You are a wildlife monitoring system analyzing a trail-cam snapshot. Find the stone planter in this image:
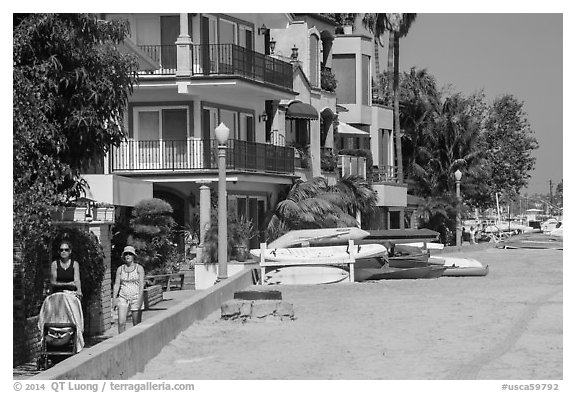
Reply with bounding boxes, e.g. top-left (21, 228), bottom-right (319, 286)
top-left (194, 262), bottom-right (253, 290)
